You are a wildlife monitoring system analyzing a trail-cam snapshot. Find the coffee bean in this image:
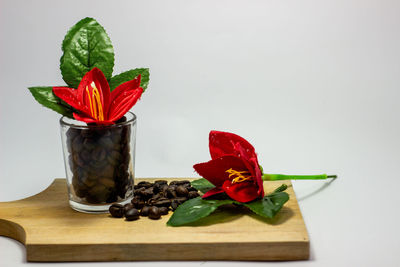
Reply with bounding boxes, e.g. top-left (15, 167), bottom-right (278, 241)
top-left (170, 180), bottom-right (190, 186)
top-left (188, 191), bottom-right (200, 199)
top-left (83, 138), bottom-right (96, 150)
top-left (124, 203), bottom-right (135, 213)
top-left (153, 199), bottom-right (171, 208)
top-left (72, 136), bottom-right (84, 153)
top-left (155, 180), bottom-right (168, 185)
top-left (66, 128), bottom-right (80, 140)
top-left (109, 204), bottom-right (124, 218)
top-left (167, 187), bottom-right (177, 198)
top-left (106, 192), bottom-right (118, 203)
top-left (100, 178), bottom-right (115, 189)
top-left (131, 198), bottom-right (145, 209)
top-left (141, 188), bottom-right (154, 200)
top-left (187, 187), bottom-right (198, 192)
top-left (101, 164), bottom-right (115, 178)
top-left (161, 184), bottom-right (169, 195)
top-left (73, 153), bottom-right (85, 167)
top-left (99, 137), bottom-right (114, 150)
top-left (125, 208), bottom-right (140, 221)
top-left (174, 197), bottom-right (188, 204)
top-left (159, 207), bottom-right (169, 215)
top-left (171, 200), bottom-right (179, 211)
top-left (148, 206), bottom-right (161, 220)
top-left (92, 147), bottom-right (107, 161)
top-left (137, 181), bottom-right (153, 188)
top-left (81, 129), bottom-right (95, 138)
top-left (176, 186), bottom-right (188, 197)
top-left (80, 149), bottom-right (92, 162)
top-left (153, 183), bottom-right (165, 194)
top-left (140, 206), bottom-right (150, 216)
top-left (88, 184), bottom-right (110, 203)
top-left (134, 188), bottom-right (145, 197)
top-left (81, 175), bottom-right (96, 188)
